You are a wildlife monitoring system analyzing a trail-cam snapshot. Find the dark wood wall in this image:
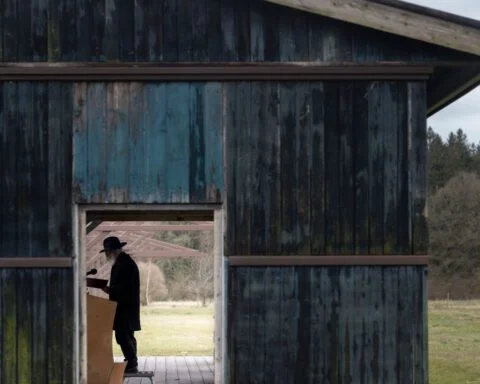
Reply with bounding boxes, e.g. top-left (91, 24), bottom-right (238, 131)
top-left (226, 80), bottom-right (428, 383)
top-left (228, 266), bottom-right (427, 384)
top-left (0, 82), bottom-right (74, 383)
top-left (226, 80), bottom-right (428, 255)
top-left (0, 0), bottom-right (476, 63)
